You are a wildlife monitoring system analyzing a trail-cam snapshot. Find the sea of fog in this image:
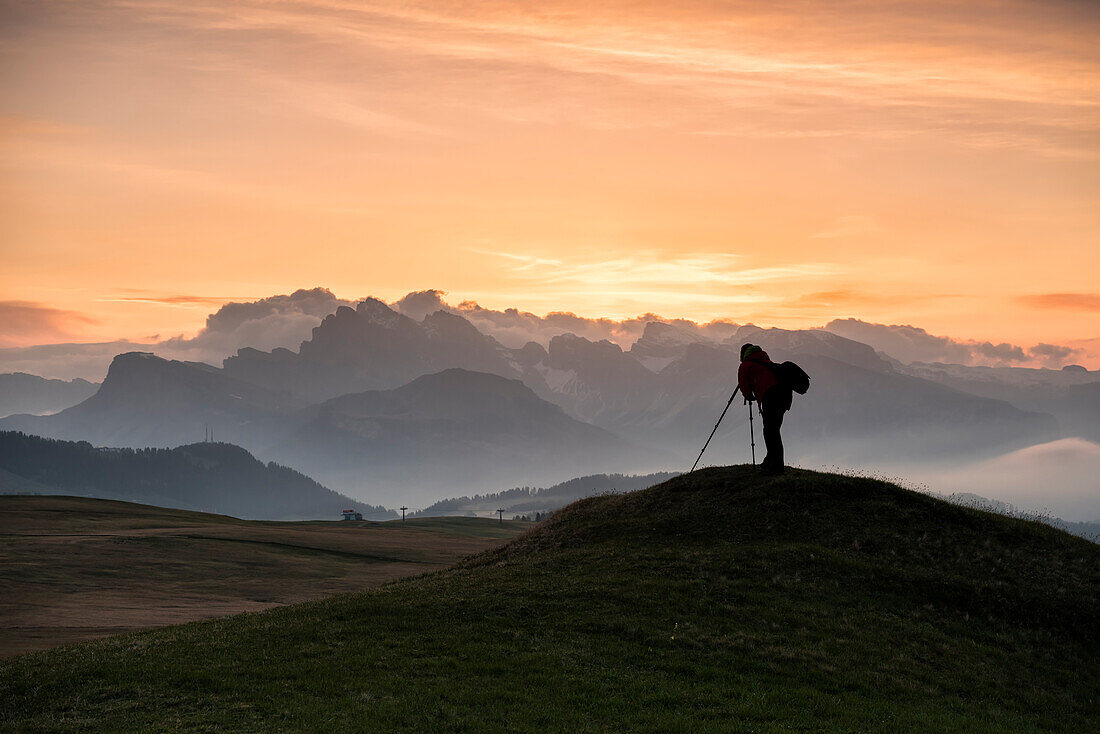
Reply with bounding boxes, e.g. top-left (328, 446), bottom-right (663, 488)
top-left (821, 438), bottom-right (1100, 523)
